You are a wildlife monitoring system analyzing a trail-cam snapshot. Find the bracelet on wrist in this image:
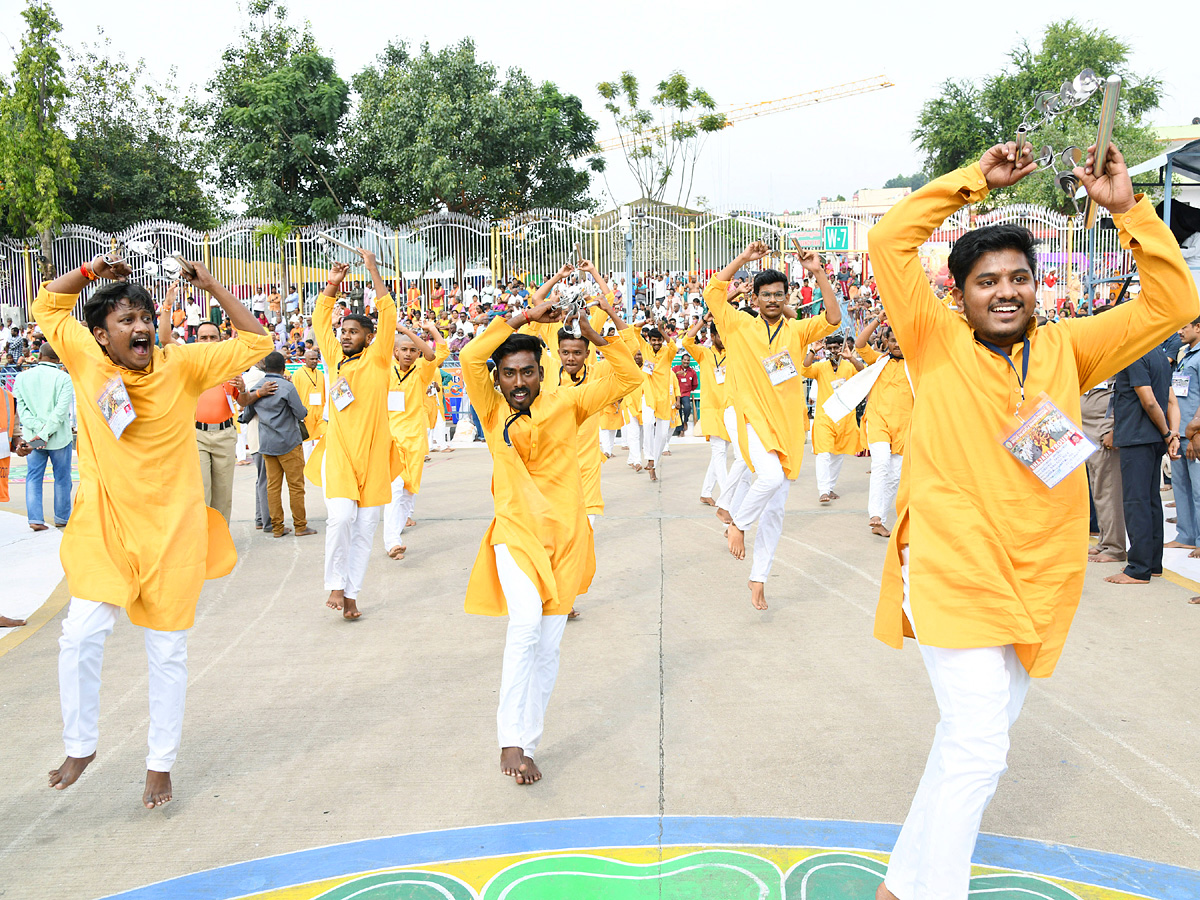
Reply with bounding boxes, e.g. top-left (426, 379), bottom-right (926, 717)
top-left (80, 263), bottom-right (98, 282)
